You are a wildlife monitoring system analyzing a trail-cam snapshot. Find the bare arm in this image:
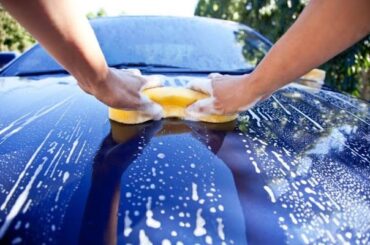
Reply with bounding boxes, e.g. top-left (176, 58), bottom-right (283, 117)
top-left (252, 0), bottom-right (370, 94)
top-left (188, 0), bottom-right (370, 114)
top-left (1, 0), bottom-right (107, 92)
top-left (1, 0), bottom-right (163, 117)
